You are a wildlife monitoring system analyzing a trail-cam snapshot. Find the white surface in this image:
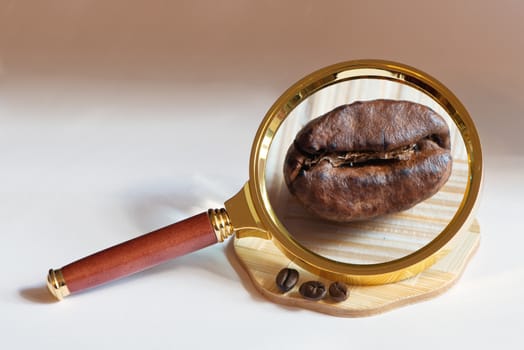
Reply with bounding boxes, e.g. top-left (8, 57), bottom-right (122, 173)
top-left (1, 1), bottom-right (523, 349)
